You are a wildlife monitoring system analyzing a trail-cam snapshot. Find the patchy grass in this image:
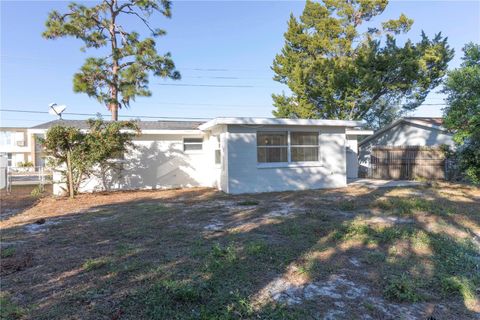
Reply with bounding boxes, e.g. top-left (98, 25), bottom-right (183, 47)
top-left (1, 247), bottom-right (15, 259)
top-left (0, 292), bottom-right (25, 319)
top-left (372, 197), bottom-right (435, 215)
top-left (236, 200), bottom-right (260, 206)
top-left (384, 273), bottom-right (422, 302)
top-left (82, 257), bottom-right (112, 272)
top-left (1, 184), bottom-right (479, 319)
